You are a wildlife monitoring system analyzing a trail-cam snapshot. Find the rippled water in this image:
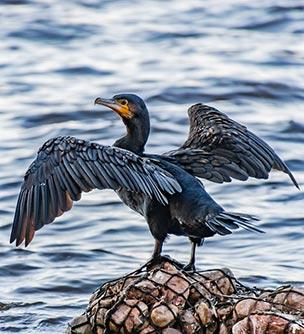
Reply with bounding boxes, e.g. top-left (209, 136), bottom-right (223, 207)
top-left (0, 0), bottom-right (304, 332)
